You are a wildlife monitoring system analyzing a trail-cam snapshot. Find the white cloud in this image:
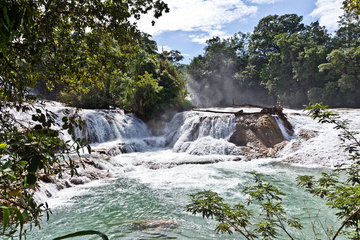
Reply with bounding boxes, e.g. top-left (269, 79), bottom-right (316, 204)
top-left (249, 0), bottom-right (281, 4)
top-left (158, 45), bottom-right (172, 52)
top-left (134, 0), bottom-right (257, 41)
top-left (310, 0), bottom-right (343, 31)
top-left (189, 28), bottom-right (230, 44)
